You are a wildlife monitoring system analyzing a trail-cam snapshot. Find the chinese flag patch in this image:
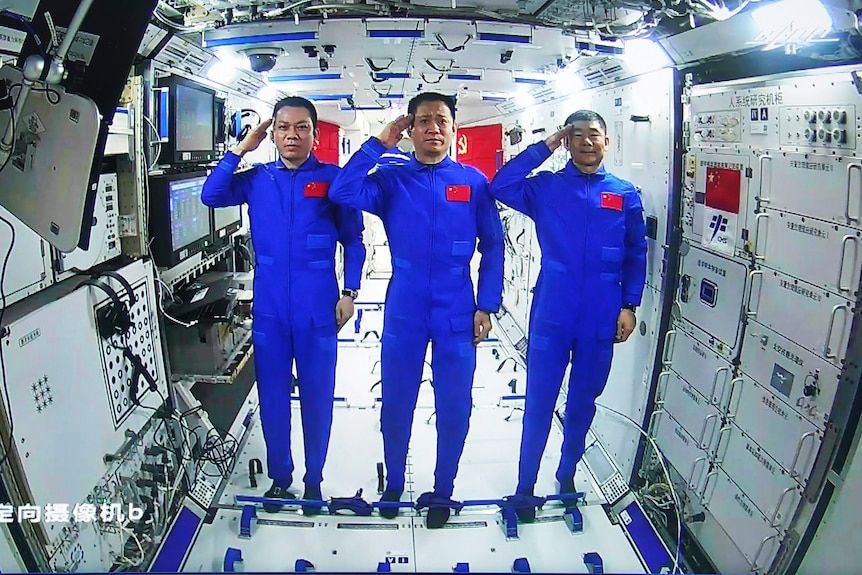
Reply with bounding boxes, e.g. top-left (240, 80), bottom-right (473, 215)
top-left (304, 181), bottom-right (329, 198)
top-left (600, 192), bottom-right (623, 211)
top-left (704, 167), bottom-right (741, 213)
top-left (446, 185), bottom-right (471, 202)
